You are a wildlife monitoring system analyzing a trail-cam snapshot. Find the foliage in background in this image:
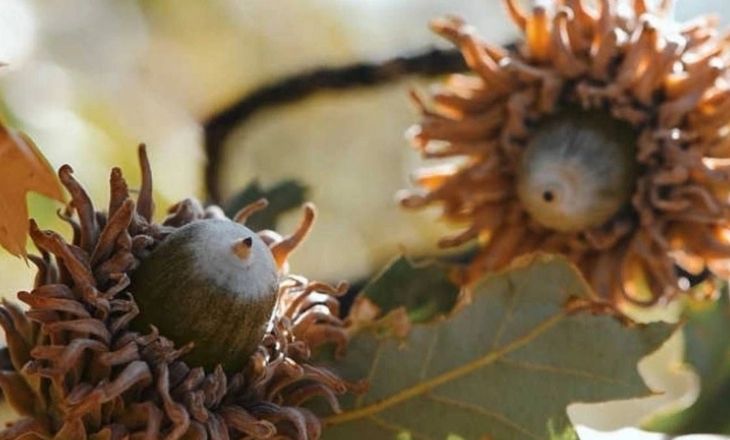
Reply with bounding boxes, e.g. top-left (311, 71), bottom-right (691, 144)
top-left (357, 256), bottom-right (461, 323)
top-left (223, 179), bottom-right (308, 231)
